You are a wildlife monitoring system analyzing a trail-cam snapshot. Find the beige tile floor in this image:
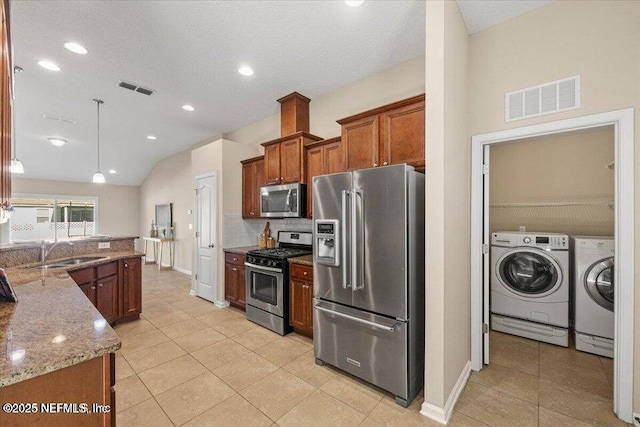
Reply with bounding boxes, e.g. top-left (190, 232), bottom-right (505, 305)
top-left (113, 266), bottom-right (630, 426)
